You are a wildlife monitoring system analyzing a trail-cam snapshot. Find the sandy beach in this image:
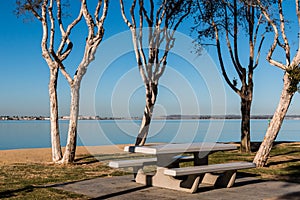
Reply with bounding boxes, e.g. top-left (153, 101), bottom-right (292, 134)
top-left (0, 145), bottom-right (128, 164)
